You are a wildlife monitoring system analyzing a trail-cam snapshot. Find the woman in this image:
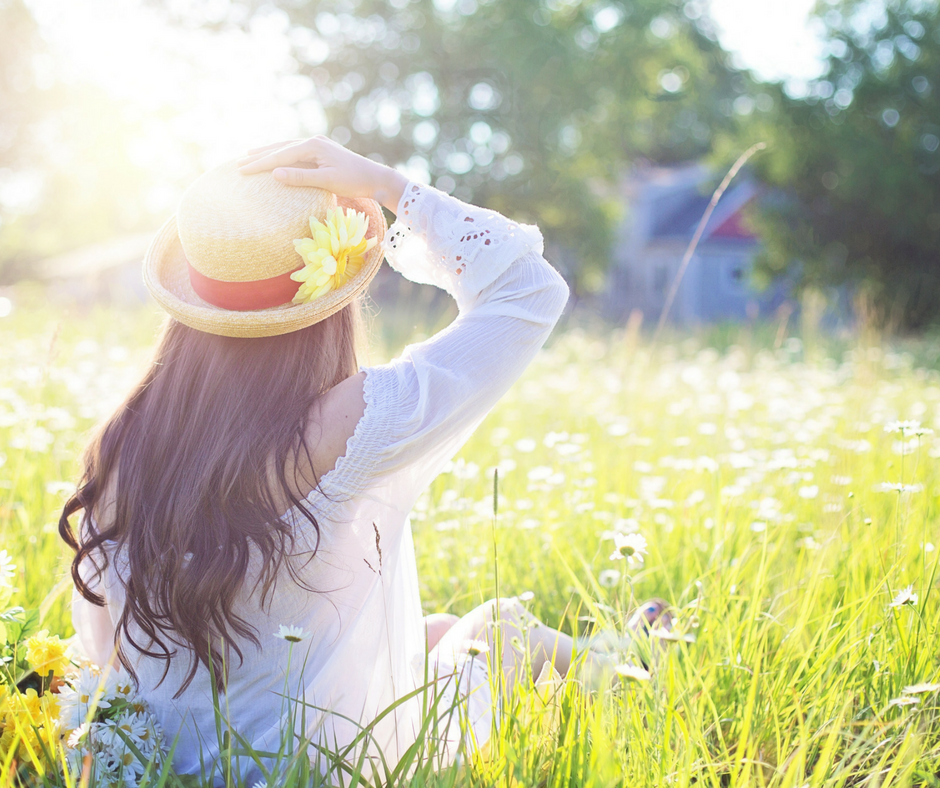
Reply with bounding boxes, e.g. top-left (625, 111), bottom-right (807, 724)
top-left (59, 137), bottom-right (659, 781)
